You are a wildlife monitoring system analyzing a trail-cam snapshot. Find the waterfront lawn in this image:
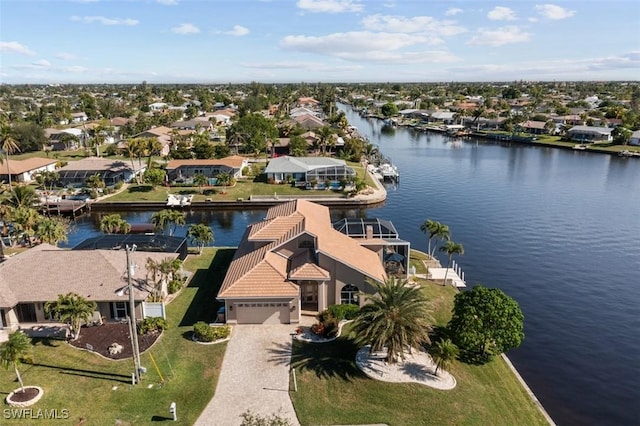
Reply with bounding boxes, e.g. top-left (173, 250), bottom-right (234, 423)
top-left (290, 279), bottom-right (548, 426)
top-left (0, 248), bottom-right (231, 425)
